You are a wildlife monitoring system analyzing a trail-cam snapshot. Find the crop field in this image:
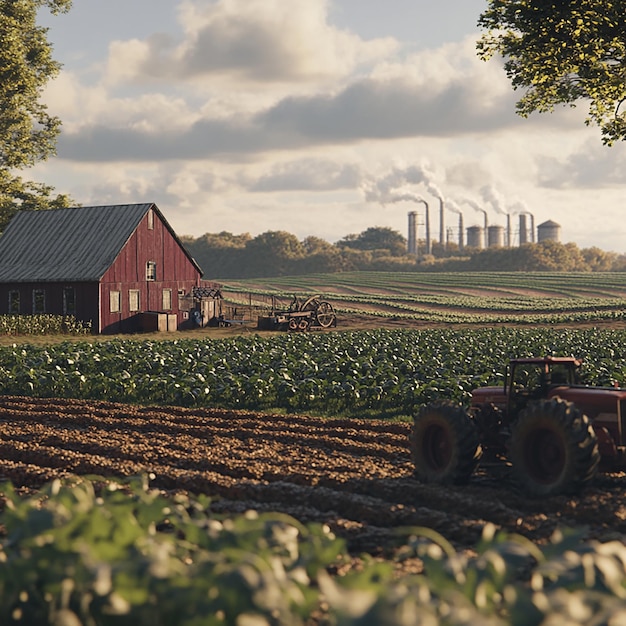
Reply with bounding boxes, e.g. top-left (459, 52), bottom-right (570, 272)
top-left (3, 274), bottom-right (626, 623)
top-left (222, 271), bottom-right (626, 325)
